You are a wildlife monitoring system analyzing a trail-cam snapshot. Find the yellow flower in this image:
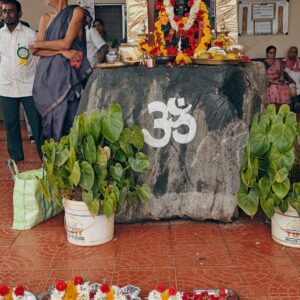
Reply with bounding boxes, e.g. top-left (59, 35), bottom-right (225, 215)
top-left (182, 17), bottom-right (188, 24)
